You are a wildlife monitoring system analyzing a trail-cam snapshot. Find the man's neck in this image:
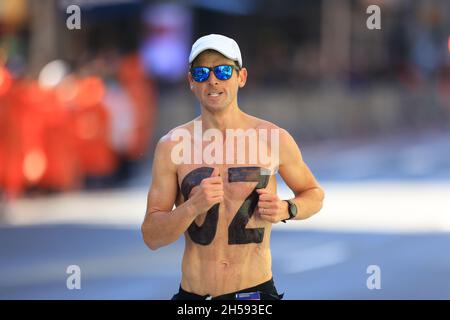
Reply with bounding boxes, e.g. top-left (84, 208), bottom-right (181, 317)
top-left (199, 104), bottom-right (246, 133)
